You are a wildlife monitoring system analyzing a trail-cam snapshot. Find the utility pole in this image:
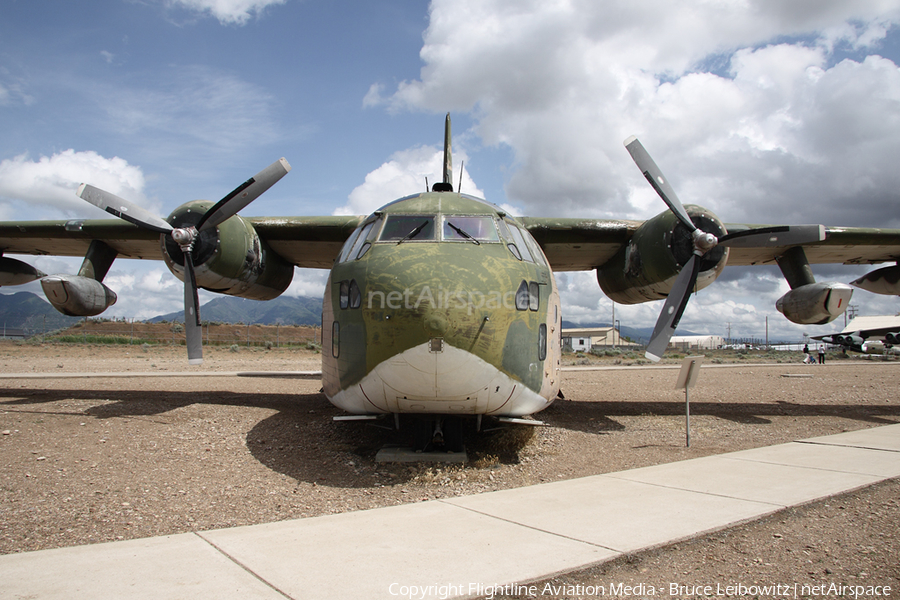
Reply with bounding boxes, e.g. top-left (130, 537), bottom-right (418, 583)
top-left (611, 301), bottom-right (615, 348)
top-left (845, 304), bottom-right (859, 327)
